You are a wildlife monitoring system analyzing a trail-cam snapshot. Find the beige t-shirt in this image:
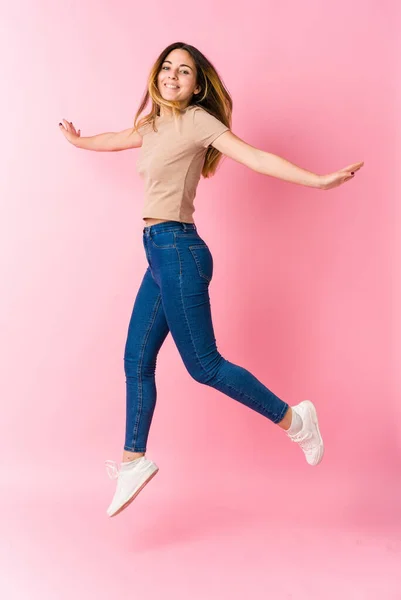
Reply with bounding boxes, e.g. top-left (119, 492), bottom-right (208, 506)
top-left (136, 105), bottom-right (230, 223)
